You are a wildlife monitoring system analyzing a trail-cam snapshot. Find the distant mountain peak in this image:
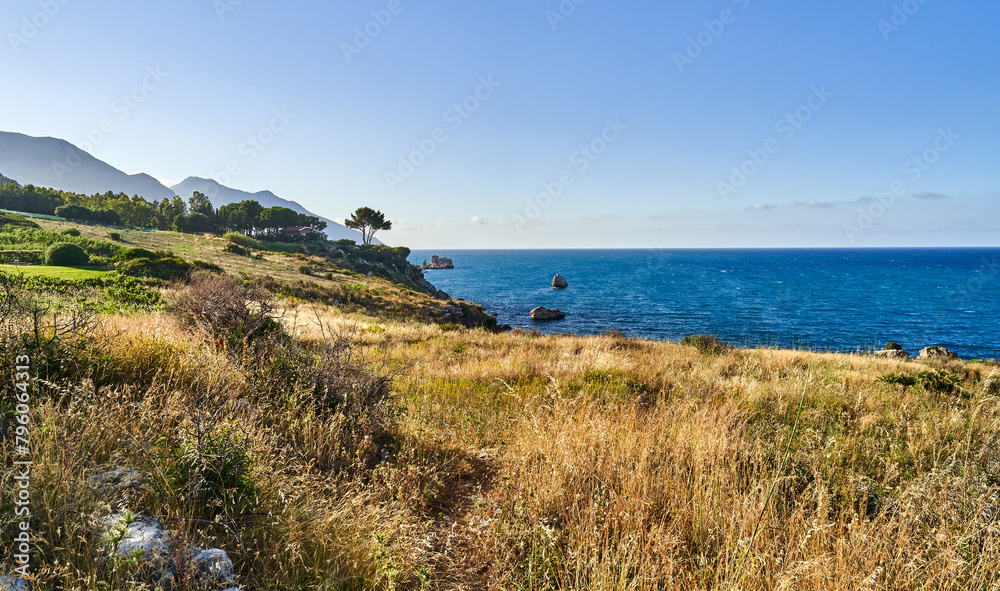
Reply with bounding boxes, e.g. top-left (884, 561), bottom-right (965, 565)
top-left (0, 130), bottom-right (174, 200)
top-left (0, 172), bottom-right (20, 187)
top-left (0, 131), bottom-right (369, 243)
